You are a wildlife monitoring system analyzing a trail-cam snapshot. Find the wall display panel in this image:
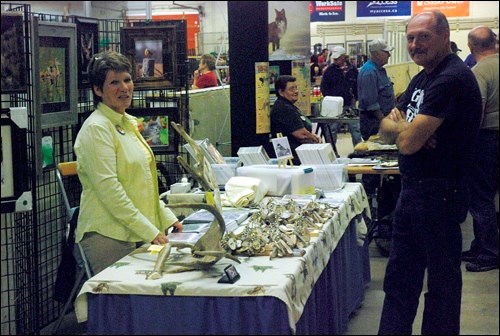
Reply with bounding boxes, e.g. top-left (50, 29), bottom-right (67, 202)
top-left (1, 11), bottom-right (27, 93)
